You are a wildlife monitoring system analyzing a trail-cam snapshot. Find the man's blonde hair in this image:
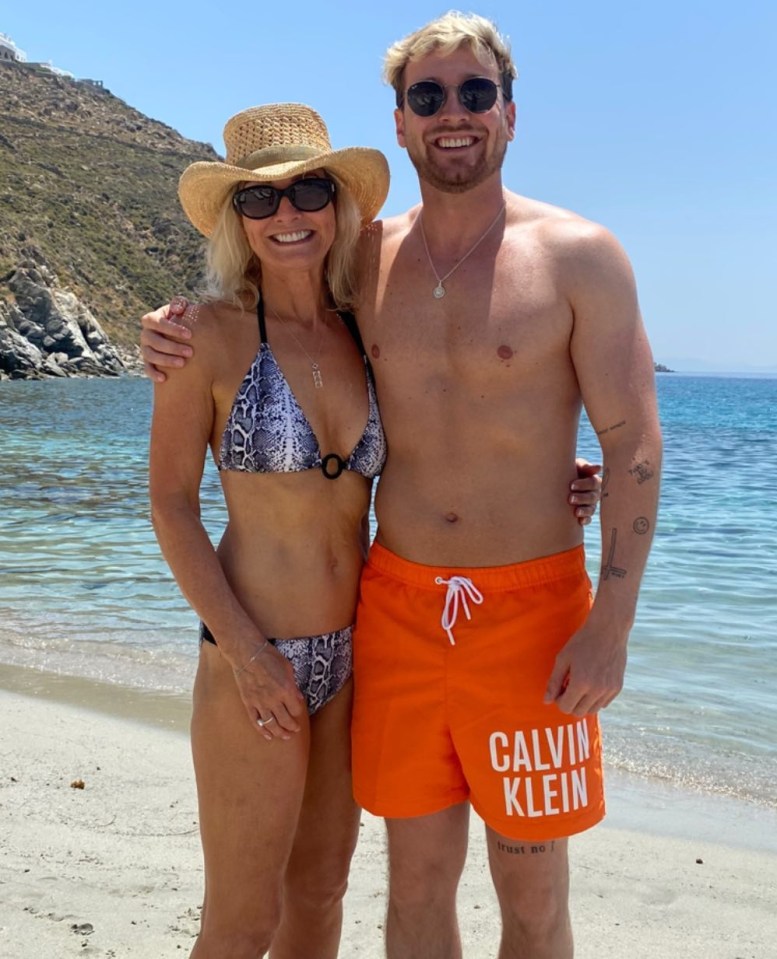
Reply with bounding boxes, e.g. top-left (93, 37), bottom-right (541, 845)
top-left (203, 172), bottom-right (362, 310)
top-left (384, 11), bottom-right (517, 104)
